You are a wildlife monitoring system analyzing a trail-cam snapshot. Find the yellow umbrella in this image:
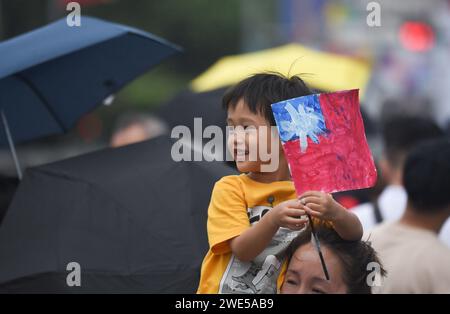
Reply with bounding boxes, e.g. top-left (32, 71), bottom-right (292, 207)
top-left (191, 43), bottom-right (372, 99)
